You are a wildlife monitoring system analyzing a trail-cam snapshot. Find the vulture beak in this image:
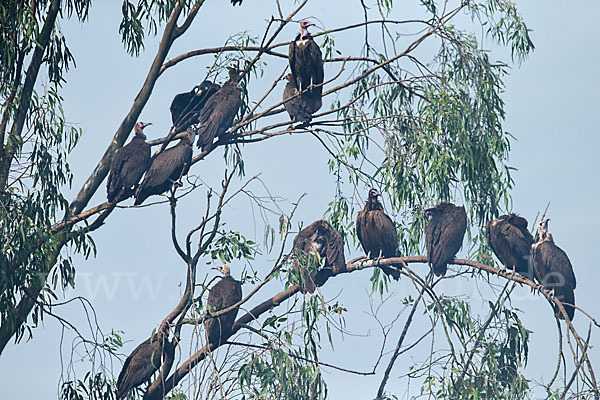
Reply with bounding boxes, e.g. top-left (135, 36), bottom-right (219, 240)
top-left (141, 122), bottom-right (152, 128)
